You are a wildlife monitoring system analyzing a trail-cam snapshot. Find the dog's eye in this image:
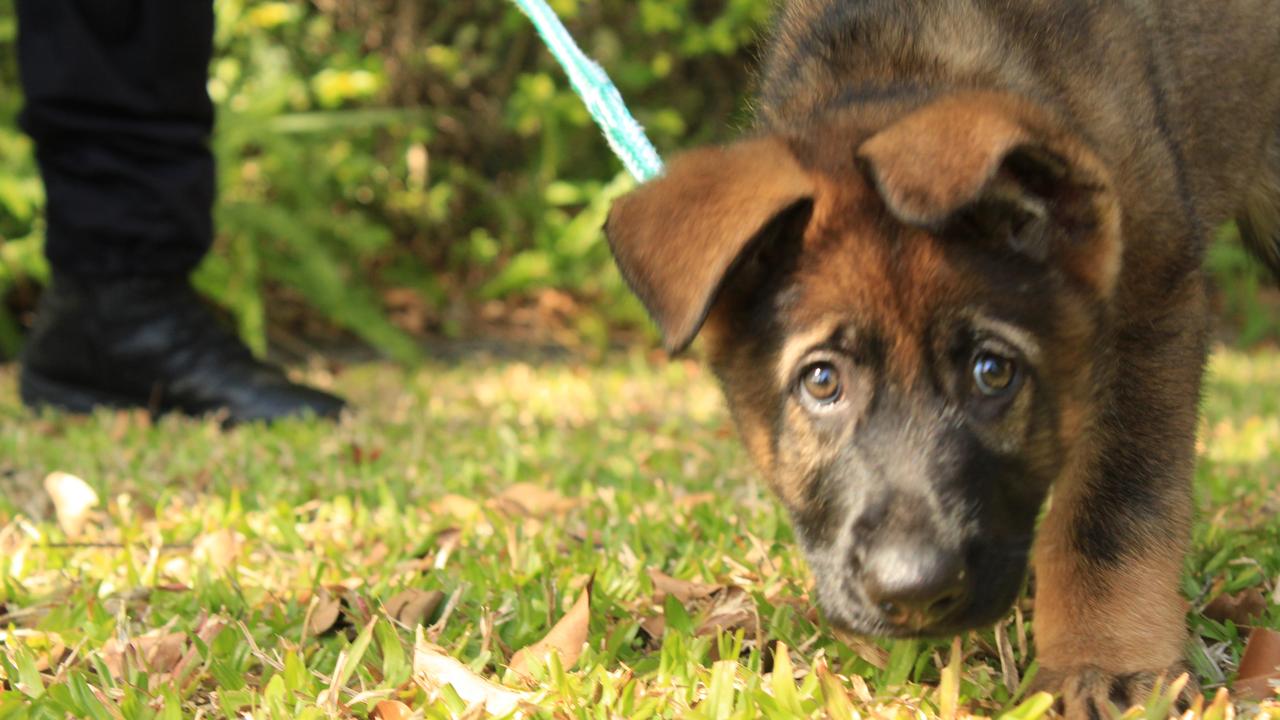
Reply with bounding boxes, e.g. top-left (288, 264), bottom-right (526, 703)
top-left (972, 352), bottom-right (1017, 396)
top-left (800, 362), bottom-right (842, 404)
